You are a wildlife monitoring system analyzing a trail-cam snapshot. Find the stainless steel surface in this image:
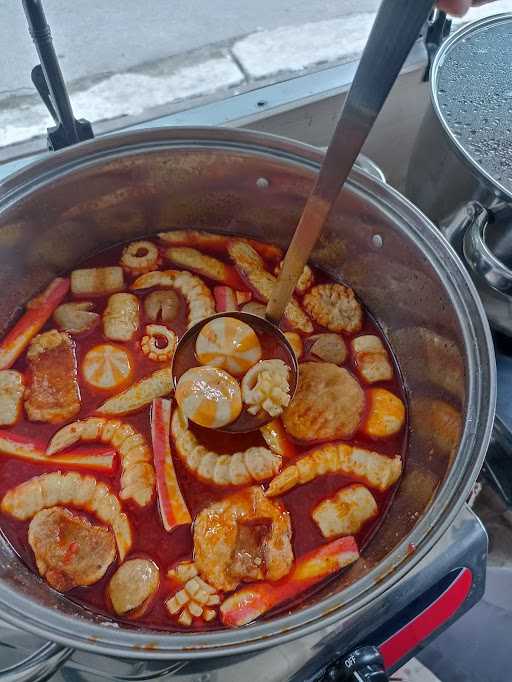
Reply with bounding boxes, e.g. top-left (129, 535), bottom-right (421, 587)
top-left (172, 311), bottom-right (299, 433)
top-left (429, 200), bottom-right (512, 336)
top-left (0, 126), bottom-right (495, 660)
top-left (405, 14), bottom-right (512, 225)
top-left (405, 14), bottom-right (512, 335)
top-left (0, 505), bottom-right (487, 681)
top-left (463, 210), bottom-right (512, 296)
top-left (354, 155), bottom-right (386, 184)
top-left (0, 642), bottom-right (73, 682)
top-left (267, 0), bottom-right (434, 324)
